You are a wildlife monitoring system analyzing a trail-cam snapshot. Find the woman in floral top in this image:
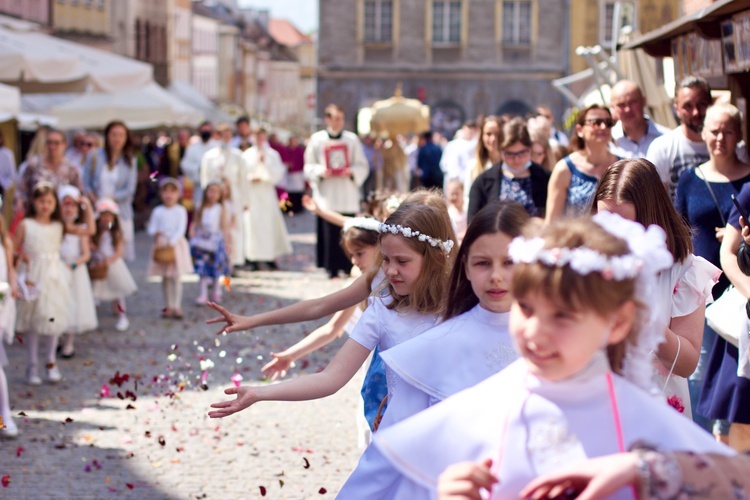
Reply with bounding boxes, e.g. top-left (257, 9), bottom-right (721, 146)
top-left (16, 129), bottom-right (84, 213)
